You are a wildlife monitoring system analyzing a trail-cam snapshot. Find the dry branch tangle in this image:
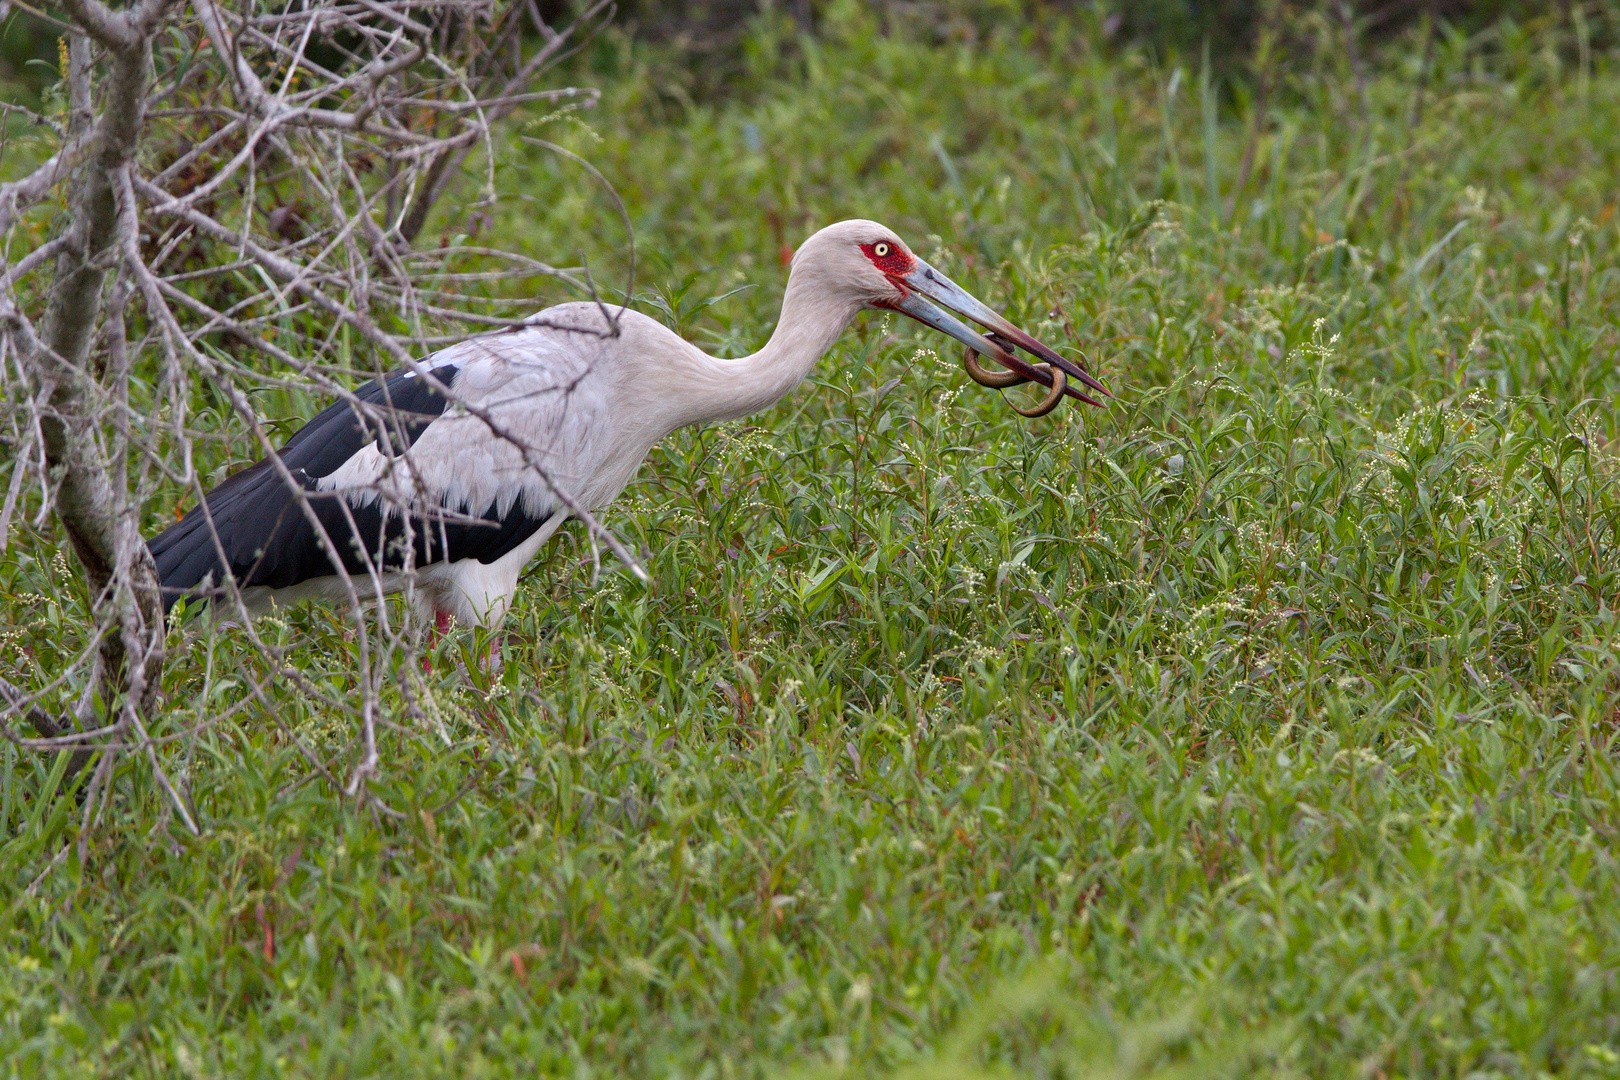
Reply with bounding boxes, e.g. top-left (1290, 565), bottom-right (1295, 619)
top-left (0, 0), bottom-right (616, 820)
